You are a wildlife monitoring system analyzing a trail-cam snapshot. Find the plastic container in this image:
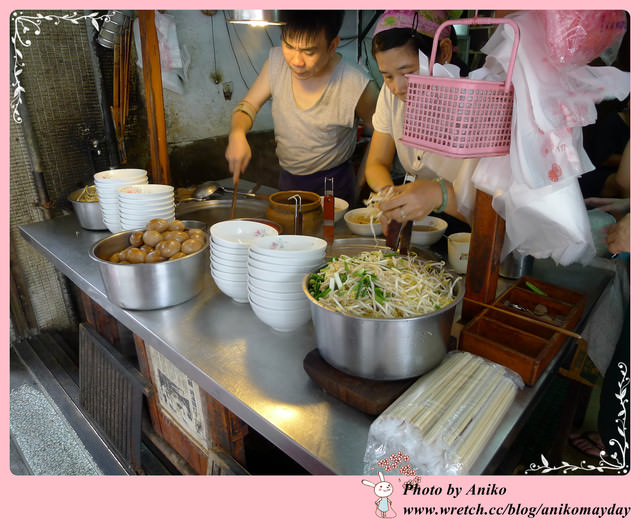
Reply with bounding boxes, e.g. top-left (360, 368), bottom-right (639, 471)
top-left (400, 17), bottom-right (520, 158)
